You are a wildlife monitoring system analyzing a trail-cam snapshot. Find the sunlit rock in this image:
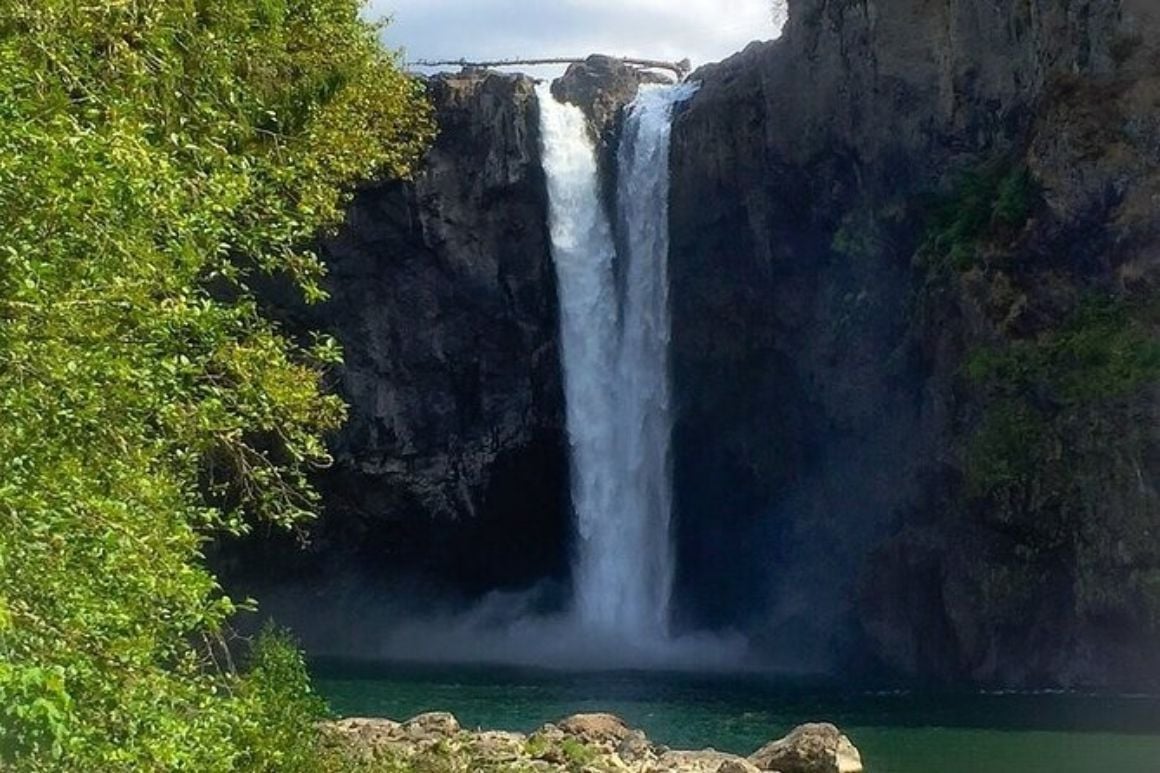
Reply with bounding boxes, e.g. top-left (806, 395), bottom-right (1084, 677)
top-left (322, 713), bottom-right (863, 773)
top-left (749, 723), bottom-right (863, 773)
